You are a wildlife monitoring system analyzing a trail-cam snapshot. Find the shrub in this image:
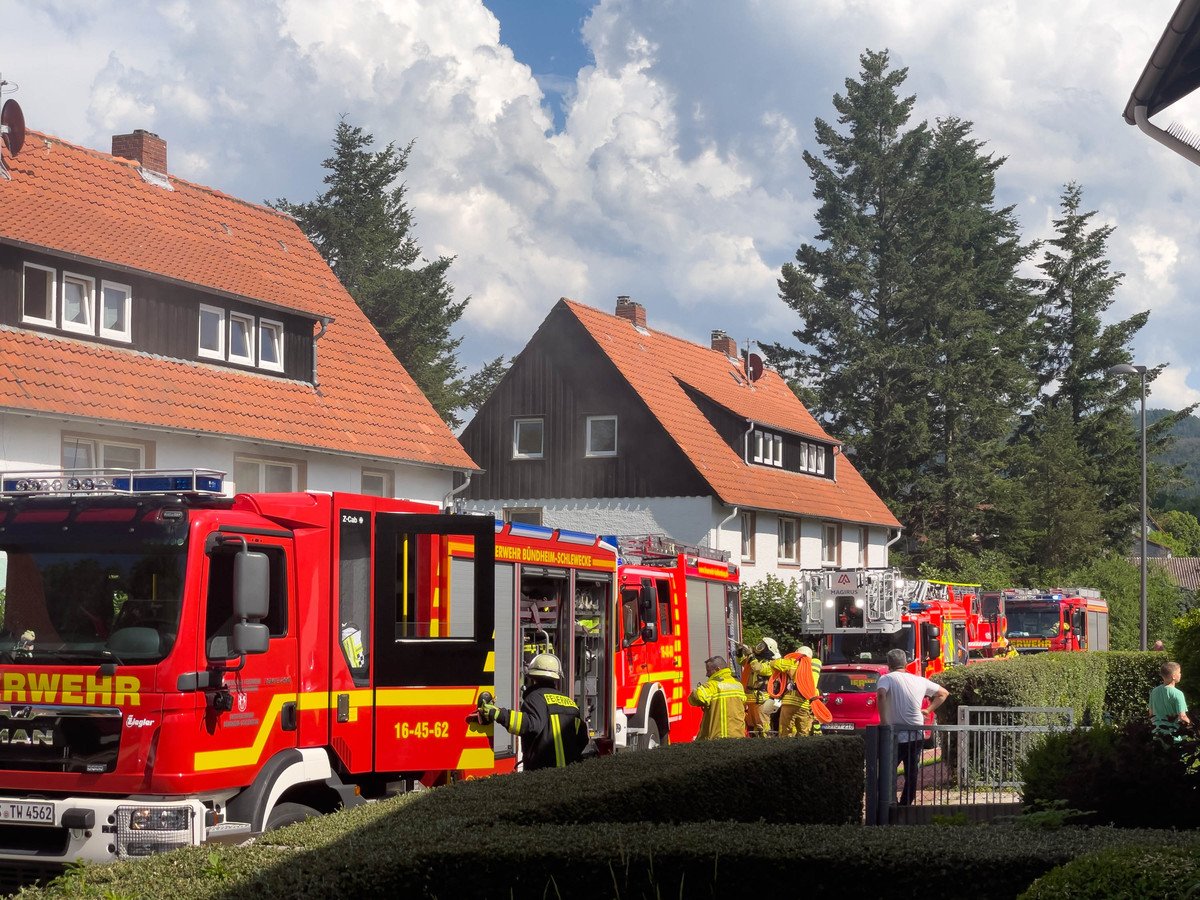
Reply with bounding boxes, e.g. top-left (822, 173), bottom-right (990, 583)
top-left (740, 574), bottom-right (806, 652)
top-left (1020, 845), bottom-right (1200, 899)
